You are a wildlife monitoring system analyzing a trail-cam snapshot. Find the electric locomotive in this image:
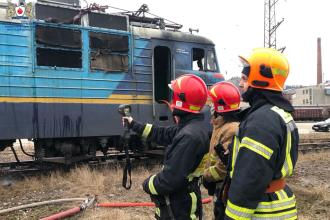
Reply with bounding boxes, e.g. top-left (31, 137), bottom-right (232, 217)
top-left (0, 0), bottom-right (224, 163)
